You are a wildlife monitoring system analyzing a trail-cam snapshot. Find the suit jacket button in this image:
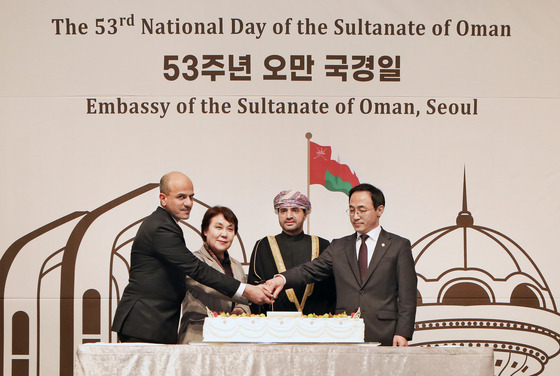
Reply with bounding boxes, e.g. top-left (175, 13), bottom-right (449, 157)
top-left (359, 290), bottom-right (365, 295)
